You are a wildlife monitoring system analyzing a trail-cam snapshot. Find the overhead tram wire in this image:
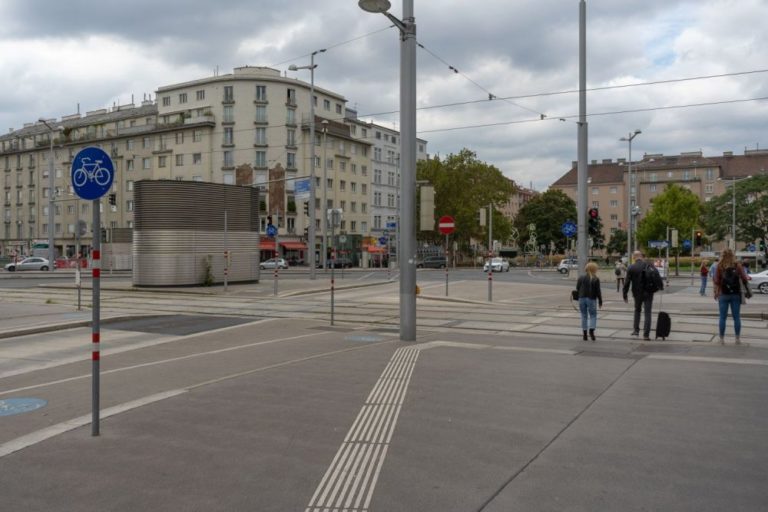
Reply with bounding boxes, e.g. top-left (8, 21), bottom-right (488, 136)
top-left (269, 25), bottom-right (395, 68)
top-left (416, 95), bottom-right (768, 134)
